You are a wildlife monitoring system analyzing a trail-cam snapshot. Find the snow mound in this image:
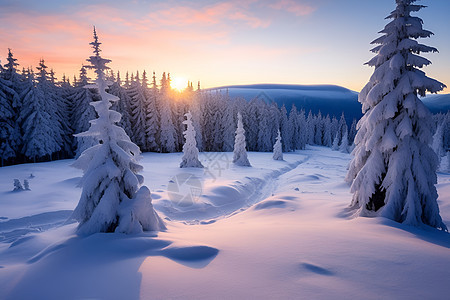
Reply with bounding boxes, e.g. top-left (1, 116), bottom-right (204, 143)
top-left (1, 229), bottom-right (219, 300)
top-left (254, 199), bottom-right (289, 210)
top-left (299, 262), bottom-right (335, 276)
